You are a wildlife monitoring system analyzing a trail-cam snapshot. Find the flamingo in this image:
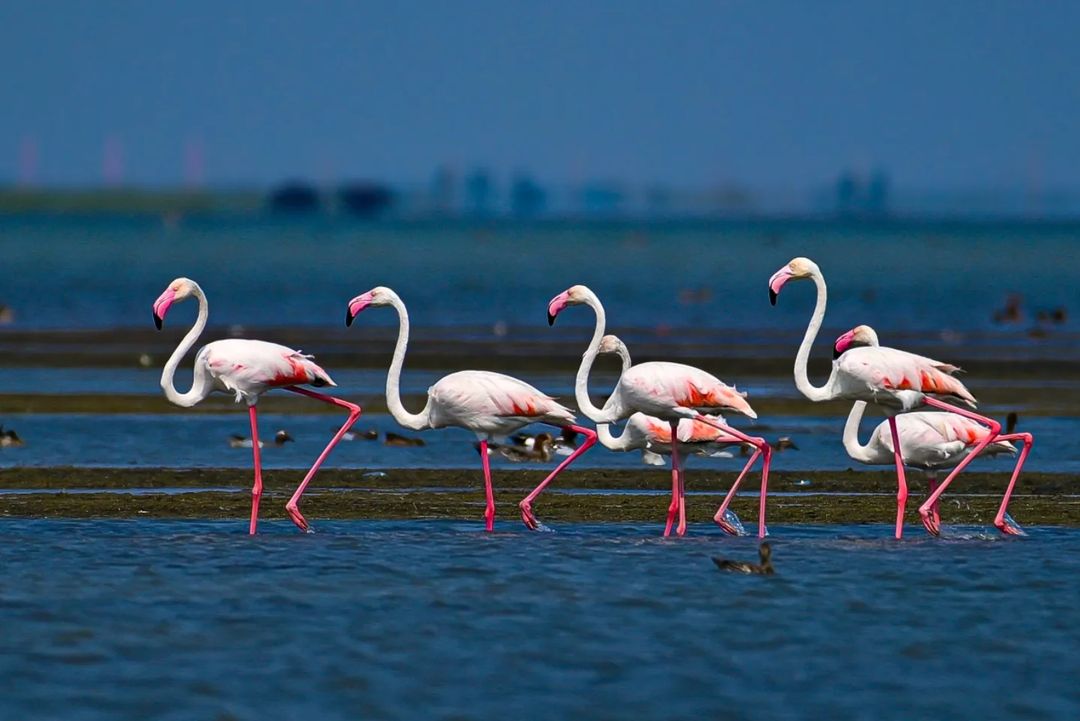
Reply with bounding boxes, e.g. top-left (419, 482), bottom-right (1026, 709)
top-left (547, 285), bottom-right (771, 538)
top-left (345, 286), bottom-right (597, 532)
top-left (837, 326), bottom-right (1033, 534)
top-left (593, 335), bottom-right (760, 535)
top-left (768, 257), bottom-right (1007, 538)
top-left (153, 277), bottom-right (361, 534)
